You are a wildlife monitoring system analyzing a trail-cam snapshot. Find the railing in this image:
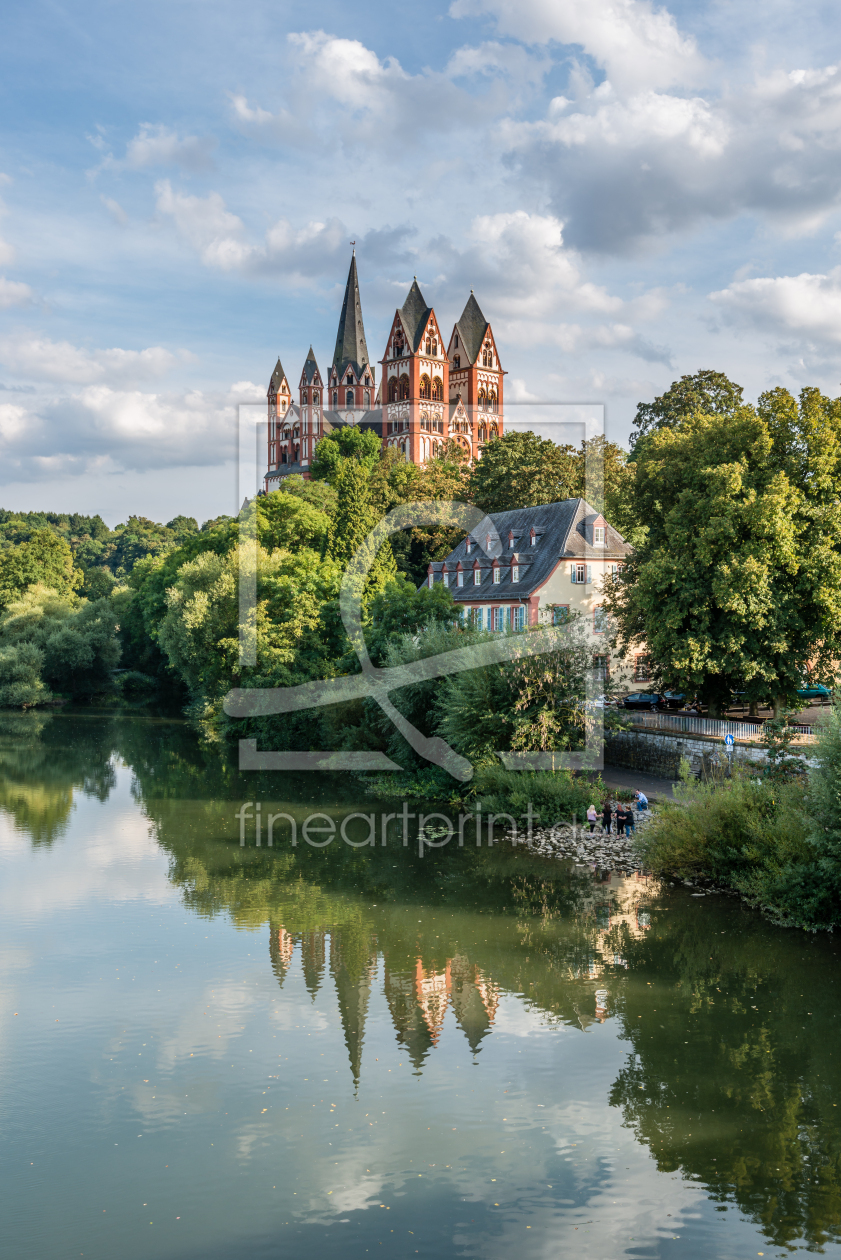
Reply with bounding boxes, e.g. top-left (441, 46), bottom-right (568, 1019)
top-left (628, 711), bottom-right (817, 742)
